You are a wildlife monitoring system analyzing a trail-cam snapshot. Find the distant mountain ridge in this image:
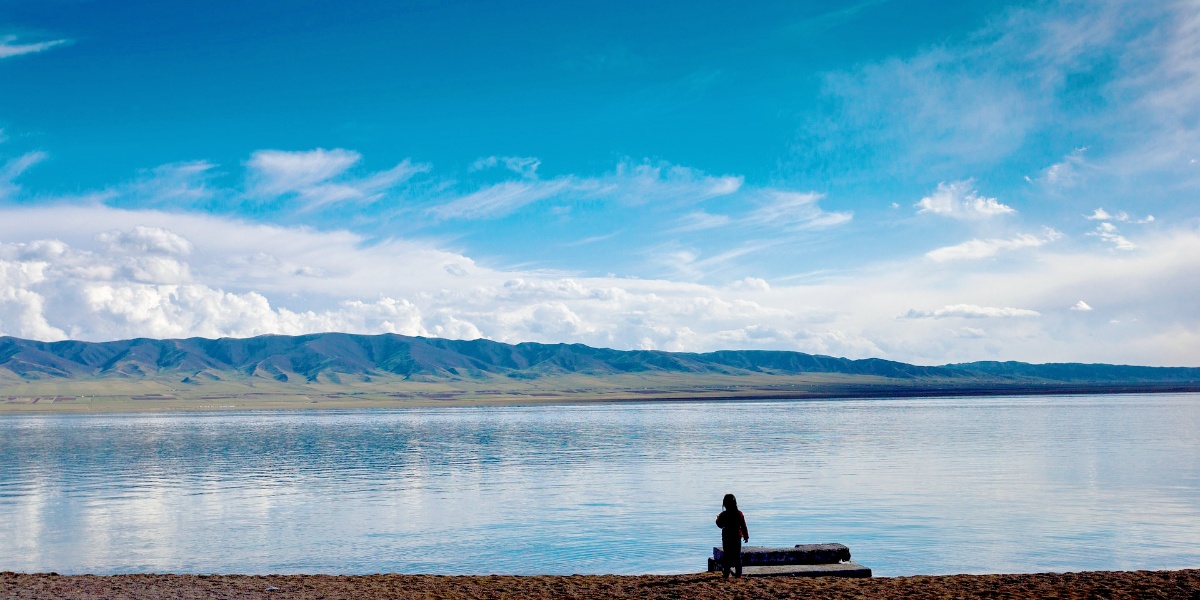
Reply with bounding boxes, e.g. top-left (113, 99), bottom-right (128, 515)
top-left (2, 333), bottom-right (1198, 385)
